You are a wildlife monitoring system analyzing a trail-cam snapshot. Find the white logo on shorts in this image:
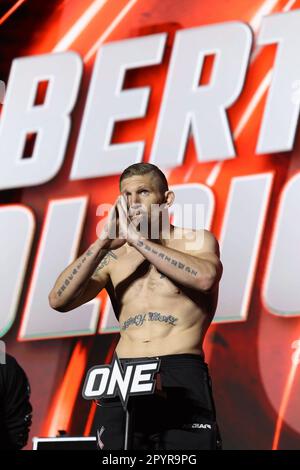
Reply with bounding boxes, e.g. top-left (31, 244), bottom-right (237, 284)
top-left (192, 423), bottom-right (212, 429)
top-left (97, 426), bottom-right (105, 449)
